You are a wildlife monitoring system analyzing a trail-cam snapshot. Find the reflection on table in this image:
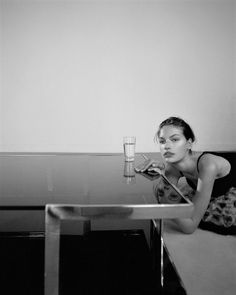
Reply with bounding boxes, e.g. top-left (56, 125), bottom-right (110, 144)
top-left (0, 153), bottom-right (192, 295)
